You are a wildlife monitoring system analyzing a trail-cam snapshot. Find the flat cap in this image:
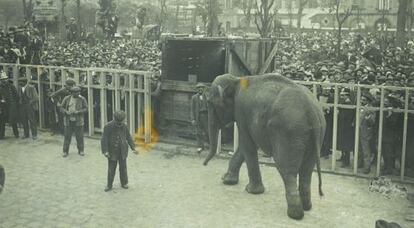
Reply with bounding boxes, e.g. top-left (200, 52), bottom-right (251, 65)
top-left (70, 86), bottom-right (81, 92)
top-left (65, 78), bottom-right (76, 86)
